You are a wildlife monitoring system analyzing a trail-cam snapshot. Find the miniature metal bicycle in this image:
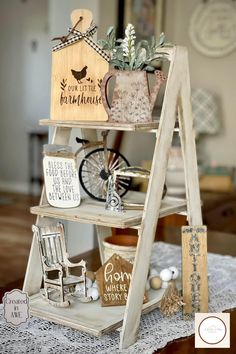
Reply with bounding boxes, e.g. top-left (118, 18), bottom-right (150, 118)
top-left (75, 131), bottom-right (131, 202)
